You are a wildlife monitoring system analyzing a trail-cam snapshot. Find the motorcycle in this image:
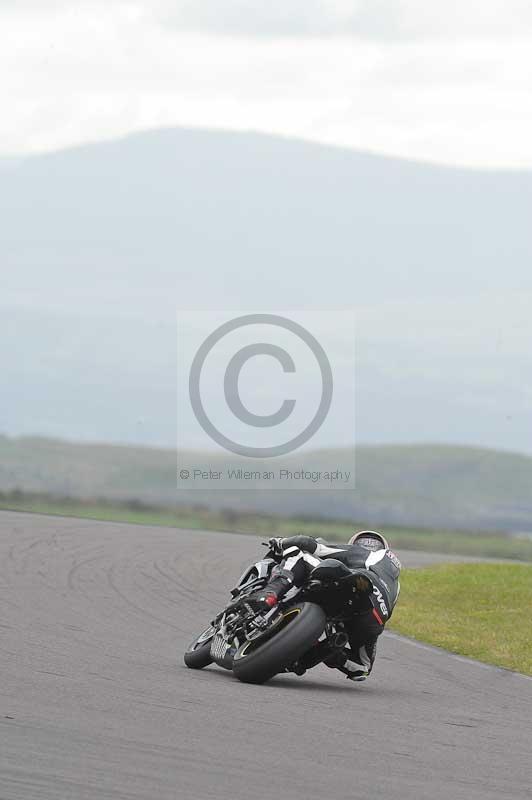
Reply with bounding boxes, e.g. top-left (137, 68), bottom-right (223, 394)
top-left (183, 543), bottom-right (373, 684)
